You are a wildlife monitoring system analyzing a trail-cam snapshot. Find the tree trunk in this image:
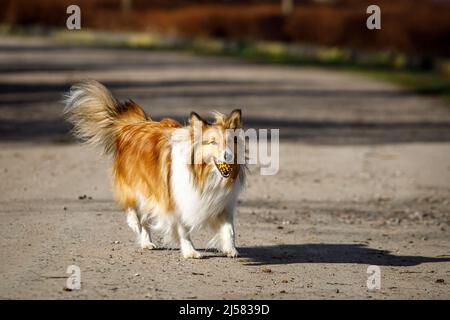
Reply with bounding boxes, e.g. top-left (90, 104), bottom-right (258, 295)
top-left (281, 0), bottom-right (294, 16)
top-left (121, 0), bottom-right (132, 14)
